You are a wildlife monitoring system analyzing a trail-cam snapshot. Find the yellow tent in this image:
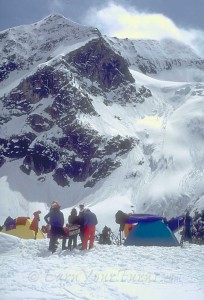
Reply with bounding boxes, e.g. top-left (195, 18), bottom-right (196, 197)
top-left (2, 217), bottom-right (45, 239)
